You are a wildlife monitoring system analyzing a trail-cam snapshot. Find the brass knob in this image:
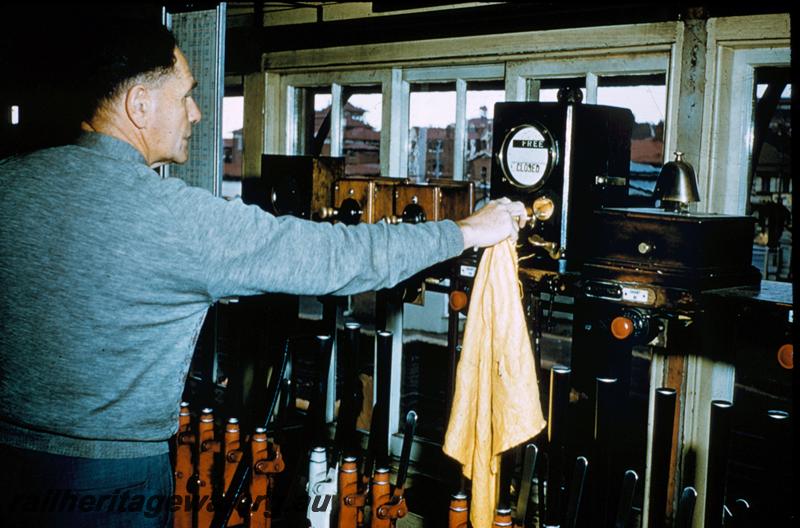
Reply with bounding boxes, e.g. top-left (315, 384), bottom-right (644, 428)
top-left (319, 206), bottom-right (337, 219)
top-left (532, 196), bottom-right (555, 220)
top-left (525, 196), bottom-right (555, 228)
